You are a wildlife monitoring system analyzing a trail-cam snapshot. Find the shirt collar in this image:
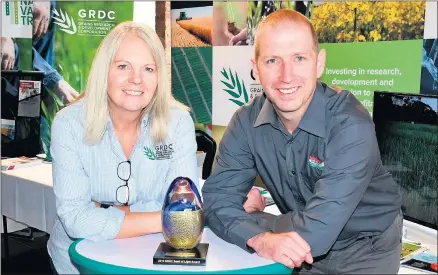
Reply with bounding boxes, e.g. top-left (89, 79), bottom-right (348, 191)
top-left (298, 81), bottom-right (326, 138)
top-left (253, 94), bottom-right (279, 128)
top-left (253, 82), bottom-right (326, 138)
